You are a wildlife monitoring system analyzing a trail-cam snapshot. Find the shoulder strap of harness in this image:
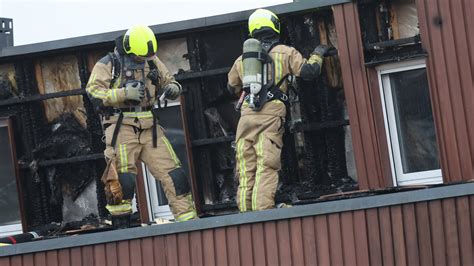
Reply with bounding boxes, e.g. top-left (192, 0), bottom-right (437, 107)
top-left (262, 40), bottom-right (280, 53)
top-left (147, 59), bottom-right (160, 148)
top-left (111, 112), bottom-right (123, 148)
top-left (265, 43), bottom-right (290, 104)
top-left (108, 52), bottom-right (121, 89)
top-left (147, 59), bottom-right (157, 70)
